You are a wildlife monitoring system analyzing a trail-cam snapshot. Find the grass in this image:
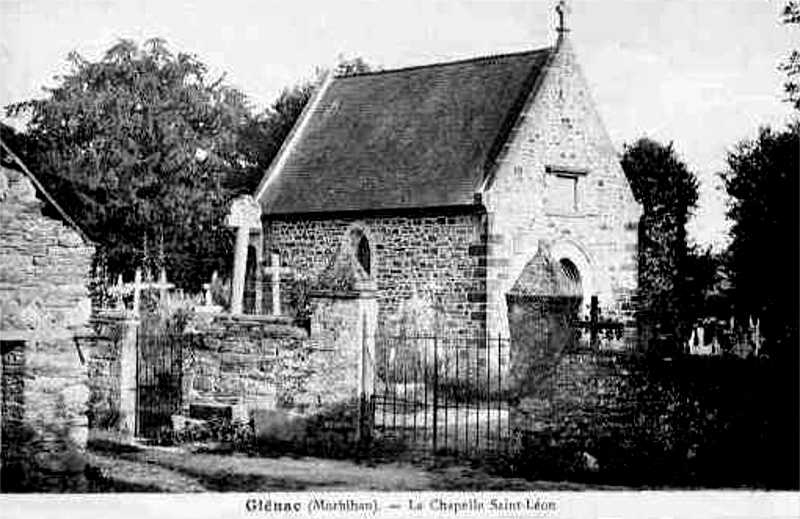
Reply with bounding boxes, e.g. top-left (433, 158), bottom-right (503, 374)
top-left (80, 430), bottom-right (627, 492)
